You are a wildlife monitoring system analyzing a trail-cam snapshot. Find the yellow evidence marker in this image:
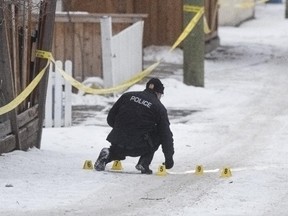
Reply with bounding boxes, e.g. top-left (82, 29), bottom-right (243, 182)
top-left (83, 160), bottom-right (93, 170)
top-left (111, 160), bottom-right (123, 170)
top-left (220, 167), bottom-right (232, 178)
top-left (195, 165), bottom-right (204, 175)
top-left (156, 163), bottom-right (167, 176)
